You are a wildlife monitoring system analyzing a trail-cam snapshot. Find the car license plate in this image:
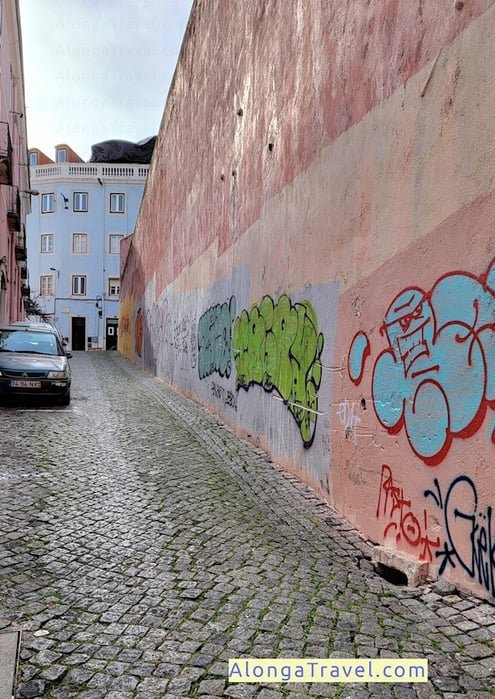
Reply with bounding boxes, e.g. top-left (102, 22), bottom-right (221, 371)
top-left (10, 380), bottom-right (42, 388)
